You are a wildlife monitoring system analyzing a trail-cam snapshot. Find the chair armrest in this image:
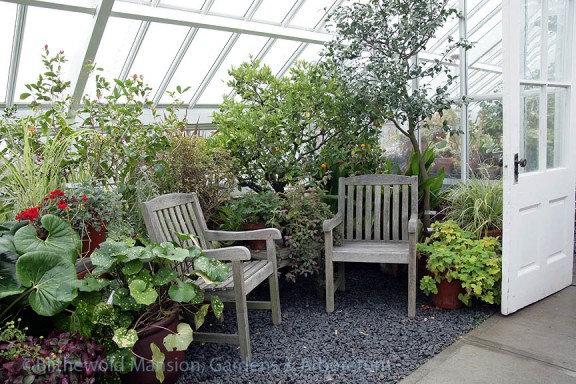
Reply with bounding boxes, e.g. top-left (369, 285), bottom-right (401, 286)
top-left (202, 246), bottom-right (251, 261)
top-left (408, 214), bottom-right (419, 234)
top-left (323, 212), bottom-right (343, 232)
top-left (204, 228), bottom-right (282, 241)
